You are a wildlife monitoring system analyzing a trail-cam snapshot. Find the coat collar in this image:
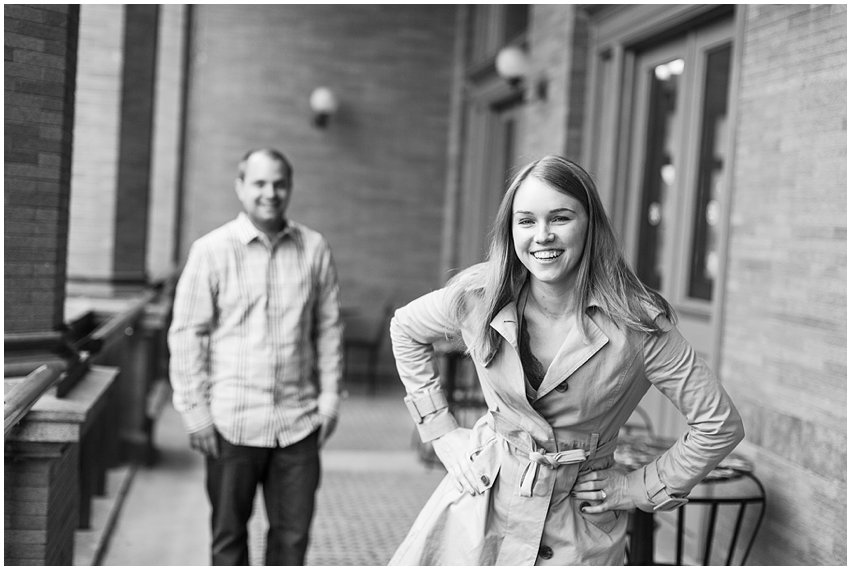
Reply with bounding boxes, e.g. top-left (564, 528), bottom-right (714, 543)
top-left (488, 291), bottom-right (609, 400)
